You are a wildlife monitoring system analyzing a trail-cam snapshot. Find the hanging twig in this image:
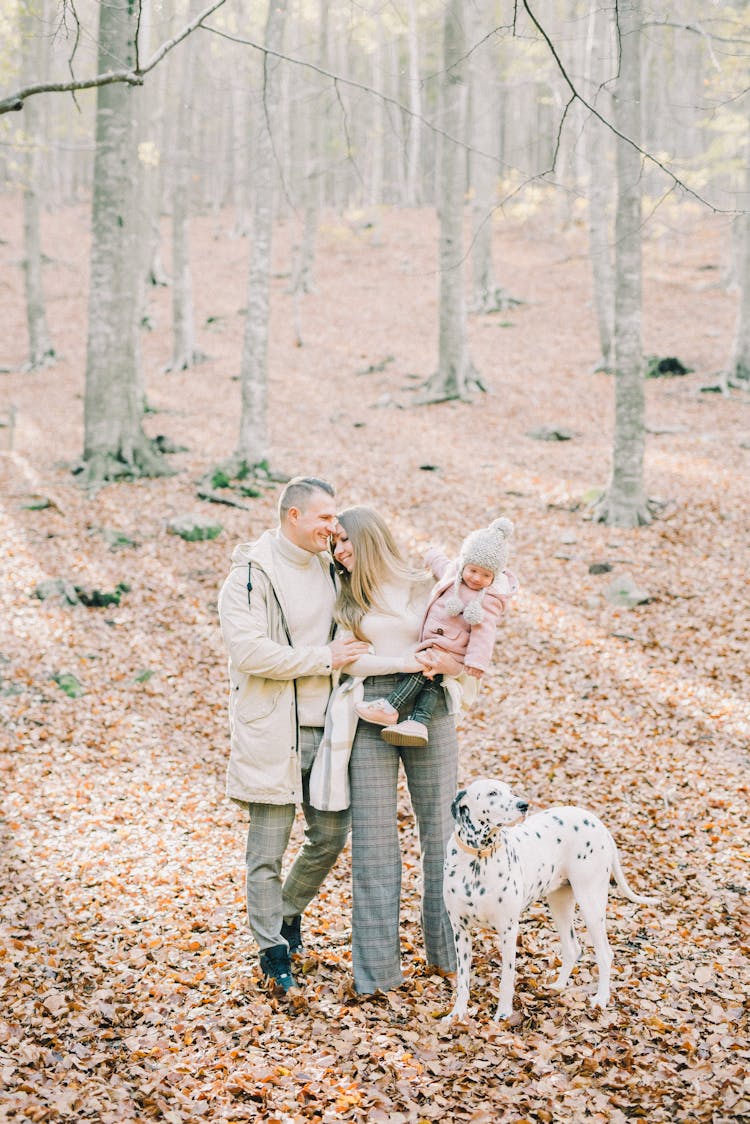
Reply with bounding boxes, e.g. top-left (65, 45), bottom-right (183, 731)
top-left (0, 0), bottom-right (228, 115)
